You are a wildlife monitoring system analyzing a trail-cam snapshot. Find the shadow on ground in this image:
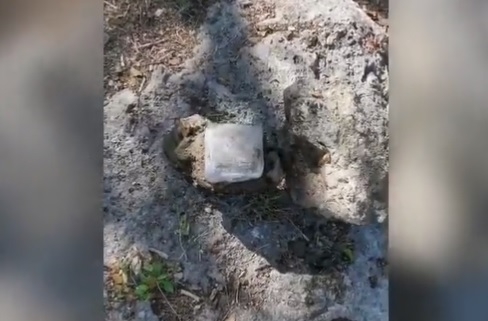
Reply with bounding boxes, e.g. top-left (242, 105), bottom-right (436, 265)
top-left (164, 1), bottom-right (362, 276)
top-left (211, 191), bottom-right (354, 274)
